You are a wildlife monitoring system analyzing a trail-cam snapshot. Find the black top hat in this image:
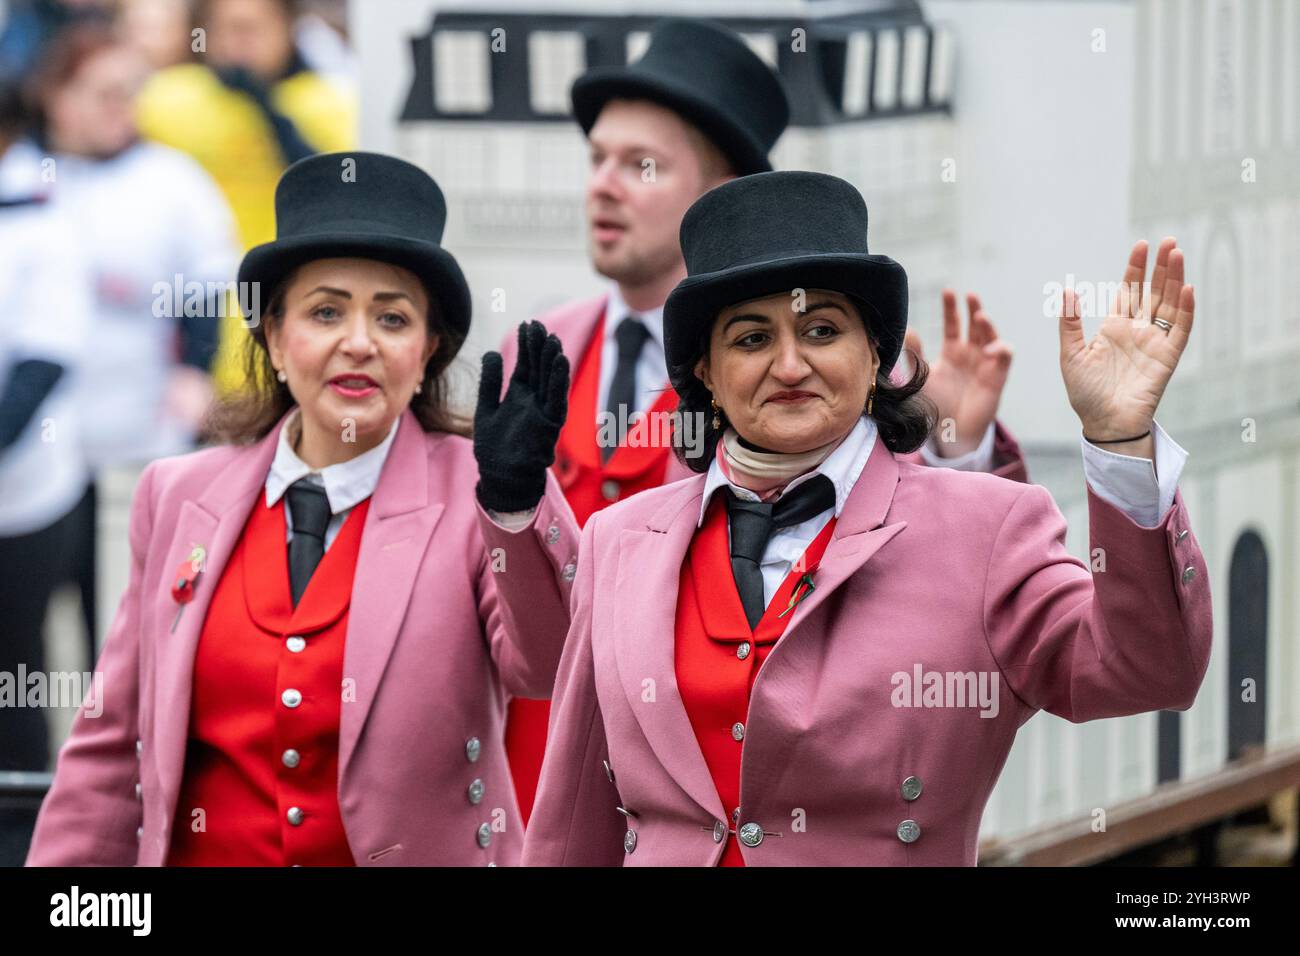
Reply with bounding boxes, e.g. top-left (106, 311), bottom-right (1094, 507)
top-left (238, 151), bottom-right (471, 341)
top-left (570, 18), bottom-right (790, 176)
top-left (664, 171), bottom-right (909, 388)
